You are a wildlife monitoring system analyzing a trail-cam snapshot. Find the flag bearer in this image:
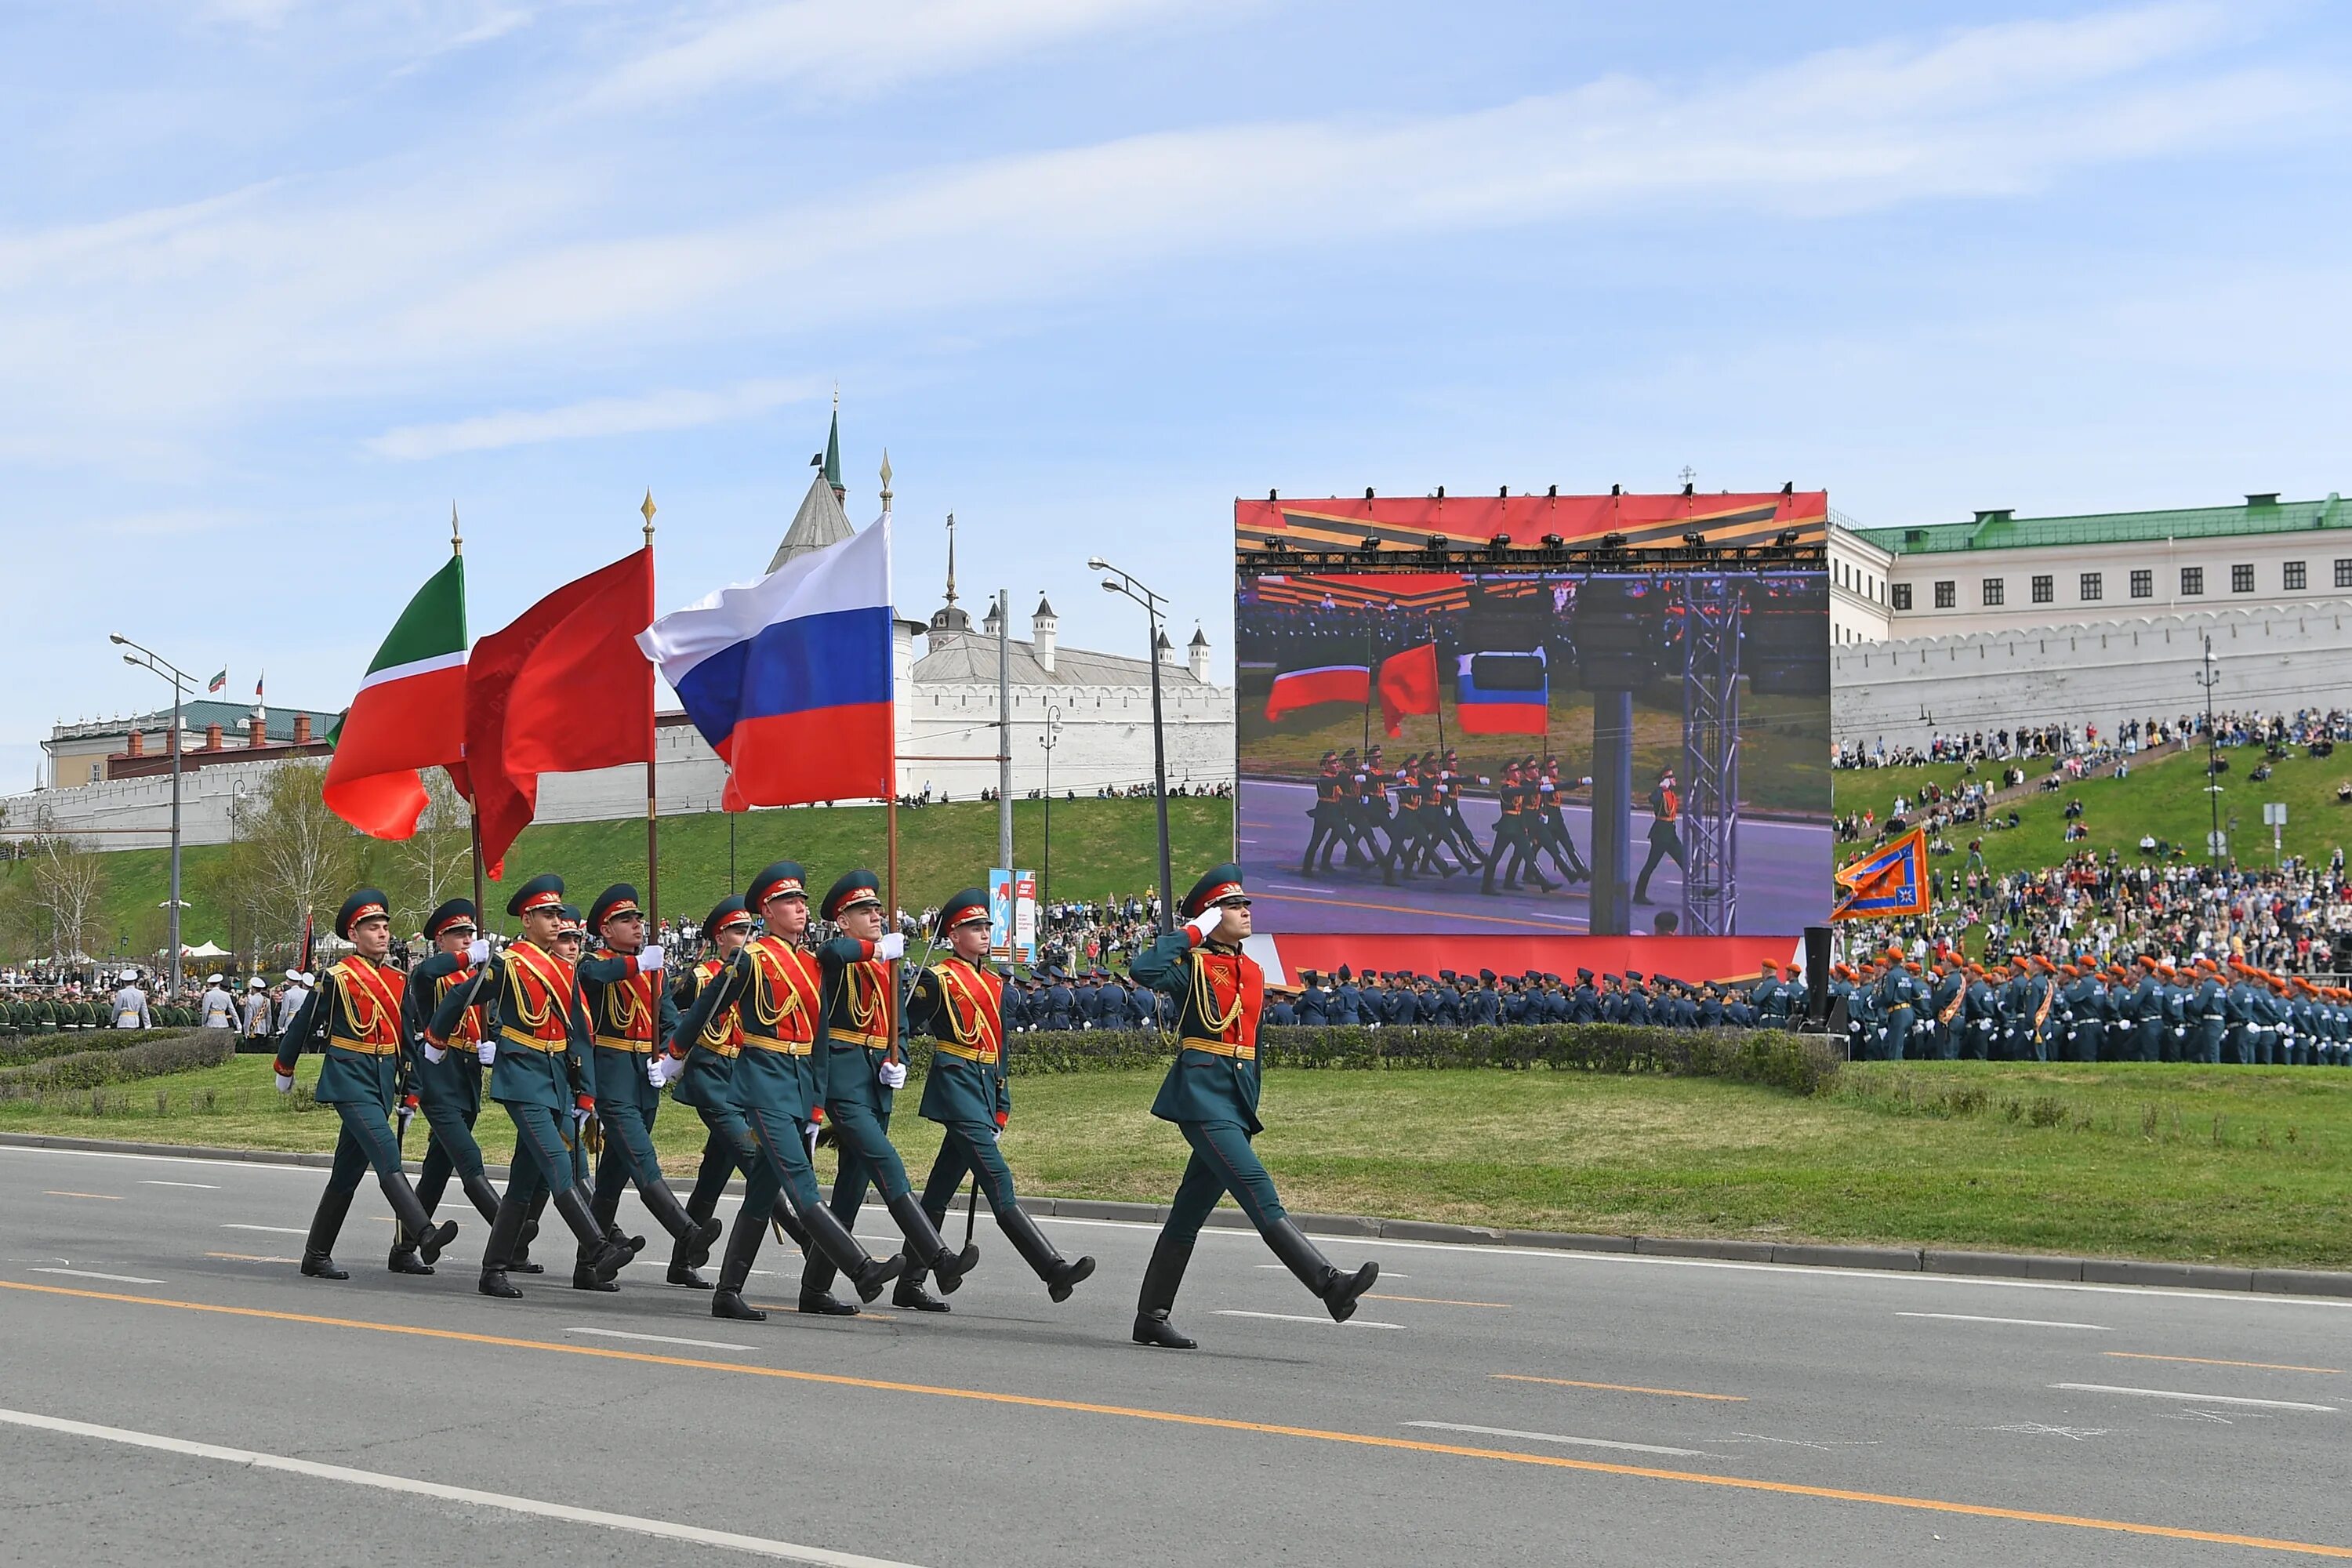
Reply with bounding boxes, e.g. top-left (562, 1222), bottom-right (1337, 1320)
top-left (1128, 865), bottom-right (1378, 1350)
top-left (397, 898), bottom-right (507, 1274)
